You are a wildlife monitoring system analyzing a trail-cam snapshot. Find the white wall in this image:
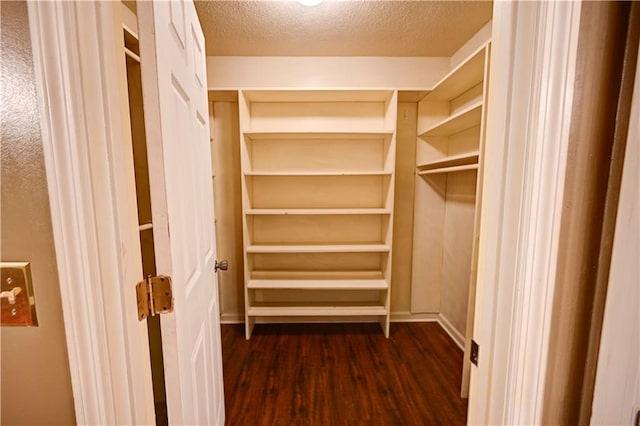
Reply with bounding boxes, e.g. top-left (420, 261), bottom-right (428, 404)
top-left (207, 56), bottom-right (448, 90)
